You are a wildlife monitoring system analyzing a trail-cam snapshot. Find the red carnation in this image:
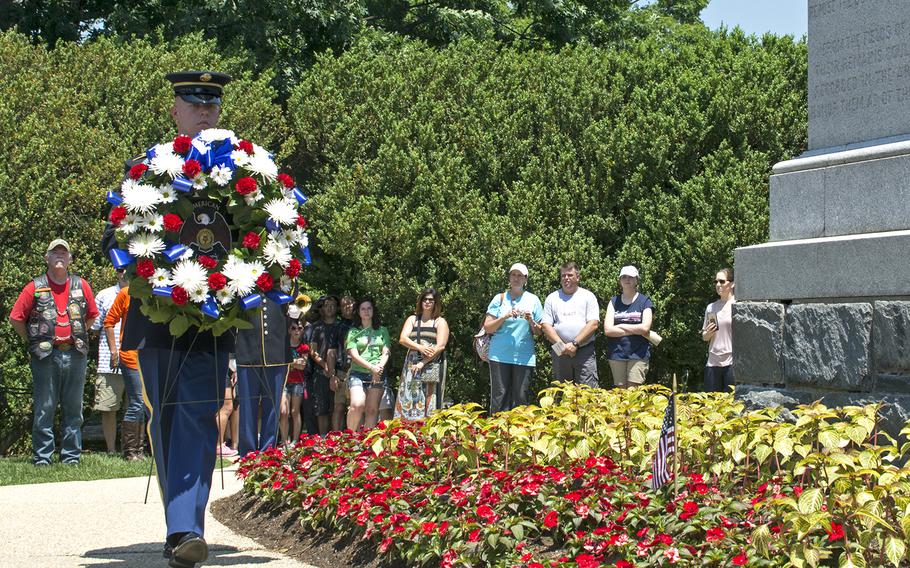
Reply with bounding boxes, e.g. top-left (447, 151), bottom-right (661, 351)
top-left (171, 286), bottom-right (189, 305)
top-left (296, 343), bottom-right (310, 355)
top-left (163, 214), bottom-right (183, 232)
top-left (136, 259), bottom-right (155, 279)
top-left (182, 159), bottom-right (202, 179)
top-left (173, 135), bottom-right (192, 154)
top-left (198, 255), bottom-right (218, 269)
top-left (128, 163), bottom-right (148, 180)
top-left (277, 173), bottom-right (295, 189)
top-left (256, 272), bottom-right (274, 292)
top-left (207, 272), bottom-right (227, 291)
top-left (235, 177), bottom-right (257, 195)
top-left (242, 231), bottom-right (261, 249)
top-left (109, 206), bottom-right (127, 226)
top-left (285, 258), bottom-right (301, 278)
top-left (296, 215), bottom-right (307, 229)
top-left (236, 140), bottom-right (254, 154)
